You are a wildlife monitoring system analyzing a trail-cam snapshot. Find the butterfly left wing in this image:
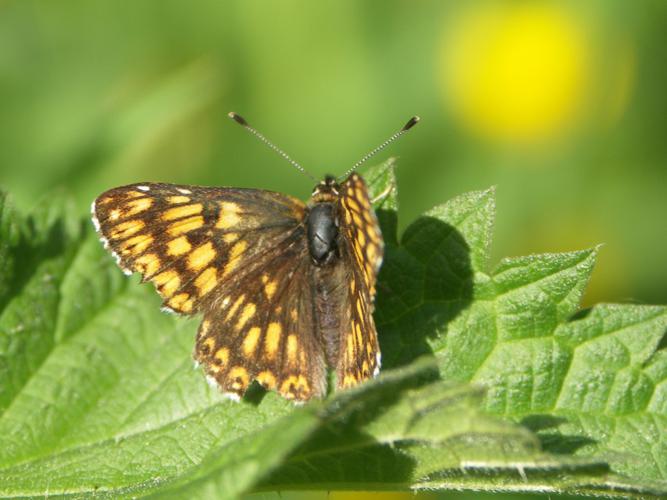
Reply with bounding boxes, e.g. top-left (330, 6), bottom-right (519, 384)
top-left (92, 182), bottom-right (306, 315)
top-left (335, 173), bottom-right (385, 389)
top-left (92, 182), bottom-right (328, 402)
